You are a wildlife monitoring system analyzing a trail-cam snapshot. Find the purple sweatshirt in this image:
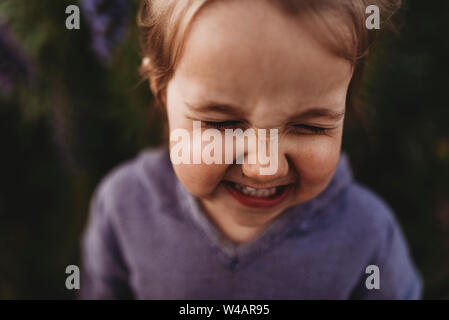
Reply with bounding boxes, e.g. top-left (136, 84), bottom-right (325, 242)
top-left (79, 147), bottom-right (422, 299)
